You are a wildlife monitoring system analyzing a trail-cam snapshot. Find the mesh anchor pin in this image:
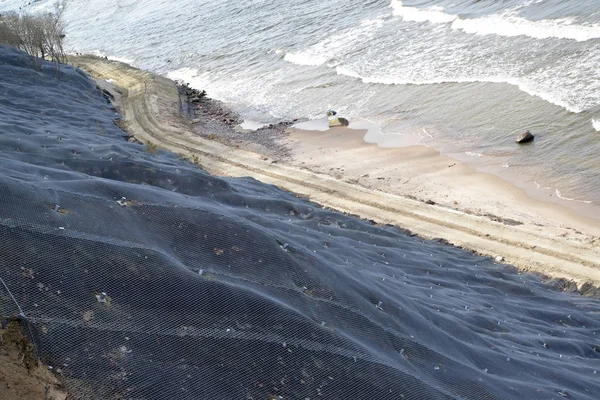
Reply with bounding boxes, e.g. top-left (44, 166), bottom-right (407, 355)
top-left (95, 292), bottom-right (109, 303)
